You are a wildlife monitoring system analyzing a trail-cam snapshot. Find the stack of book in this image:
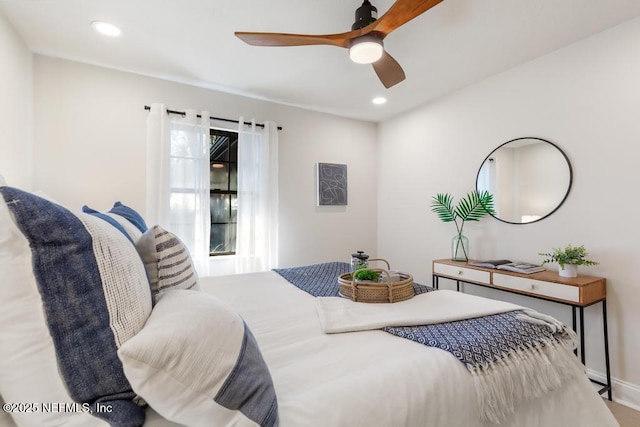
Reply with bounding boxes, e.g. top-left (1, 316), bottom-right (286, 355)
top-left (469, 259), bottom-right (545, 274)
